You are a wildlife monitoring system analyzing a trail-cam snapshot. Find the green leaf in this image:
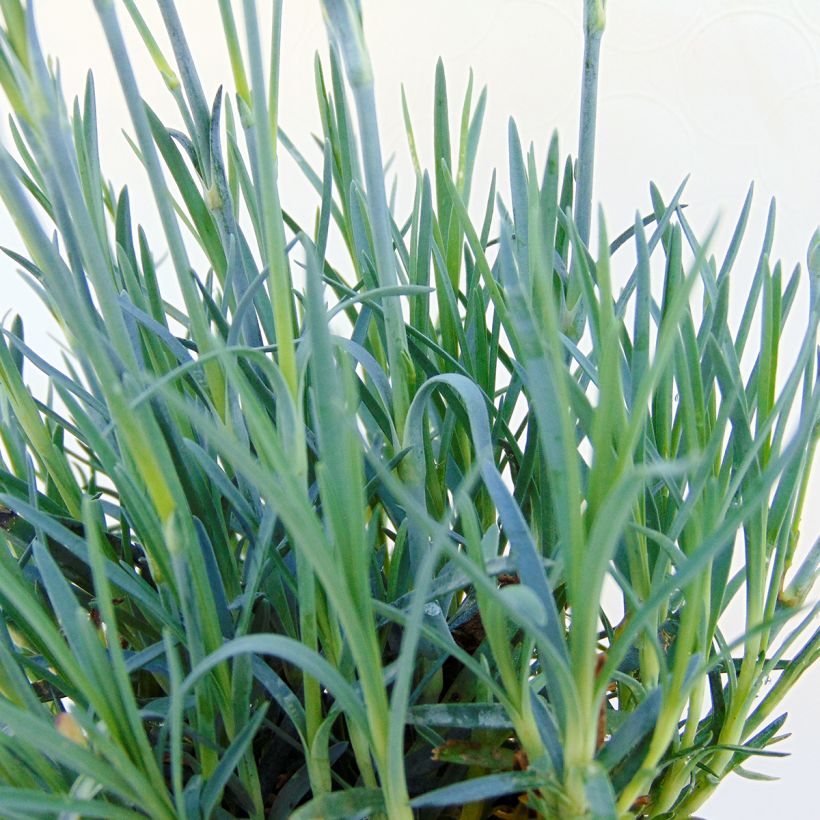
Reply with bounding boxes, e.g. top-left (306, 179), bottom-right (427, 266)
top-left (407, 703), bottom-right (514, 730)
top-left (200, 706), bottom-right (268, 818)
top-left (410, 770), bottom-right (546, 808)
top-left (0, 791), bottom-right (145, 819)
top-left (582, 762), bottom-right (618, 819)
top-left (290, 787), bottom-right (384, 820)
